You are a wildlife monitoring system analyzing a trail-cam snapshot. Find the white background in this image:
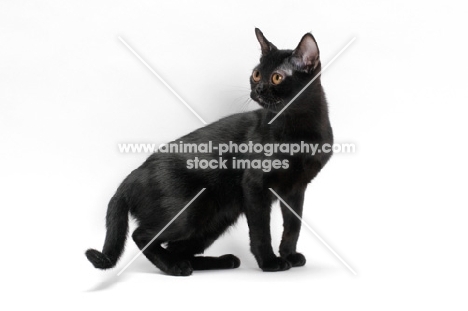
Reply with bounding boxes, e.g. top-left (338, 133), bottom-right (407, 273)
top-left (1, 0), bottom-right (467, 310)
